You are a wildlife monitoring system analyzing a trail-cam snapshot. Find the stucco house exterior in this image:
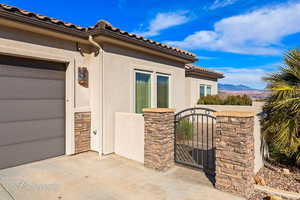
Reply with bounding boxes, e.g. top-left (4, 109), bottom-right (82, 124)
top-left (0, 3), bottom-right (222, 169)
top-left (185, 64), bottom-right (224, 107)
